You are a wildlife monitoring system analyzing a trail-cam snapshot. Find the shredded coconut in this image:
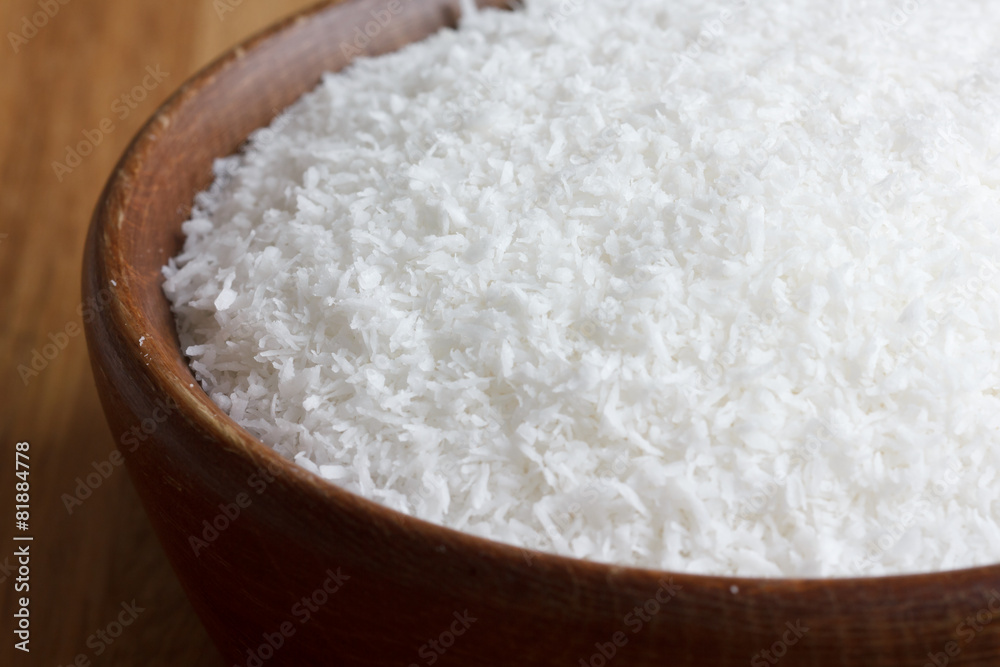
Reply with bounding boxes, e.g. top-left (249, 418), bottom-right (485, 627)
top-left (163, 0), bottom-right (1000, 577)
